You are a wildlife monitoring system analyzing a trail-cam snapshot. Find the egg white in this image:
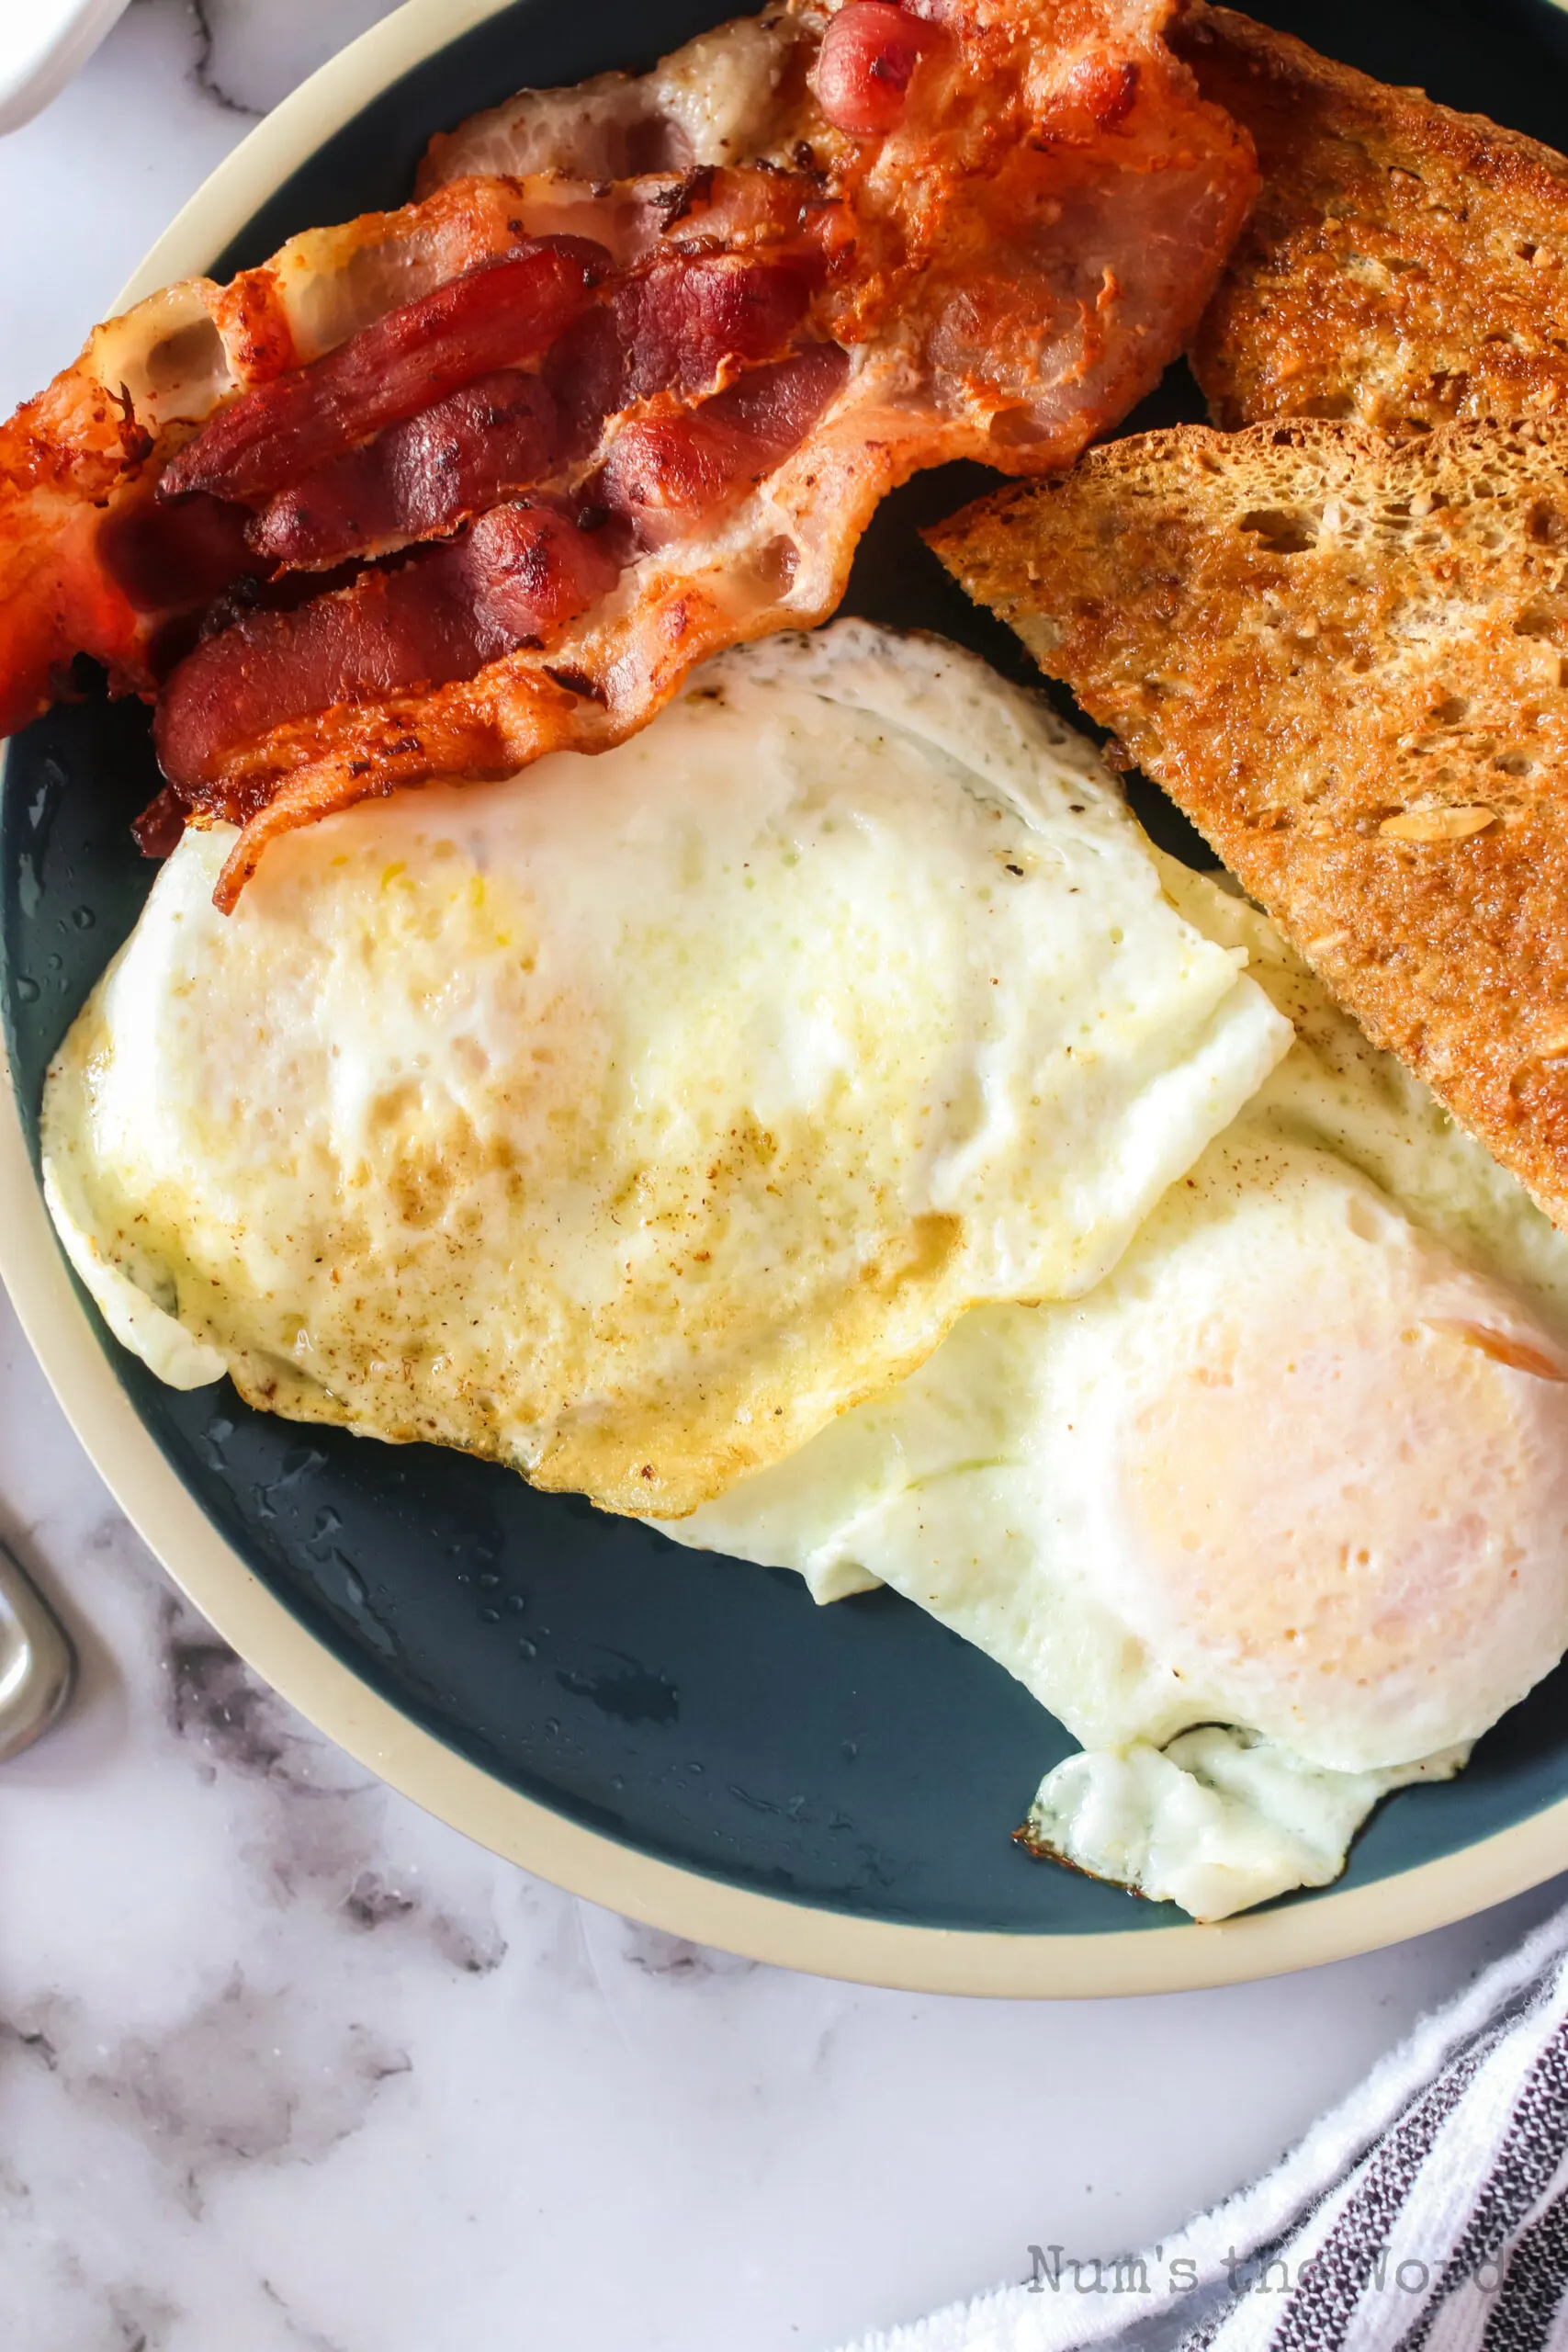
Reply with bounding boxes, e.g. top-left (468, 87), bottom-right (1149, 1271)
top-left (41, 623), bottom-right (1287, 1520)
top-left (660, 860), bottom-right (1568, 1919)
